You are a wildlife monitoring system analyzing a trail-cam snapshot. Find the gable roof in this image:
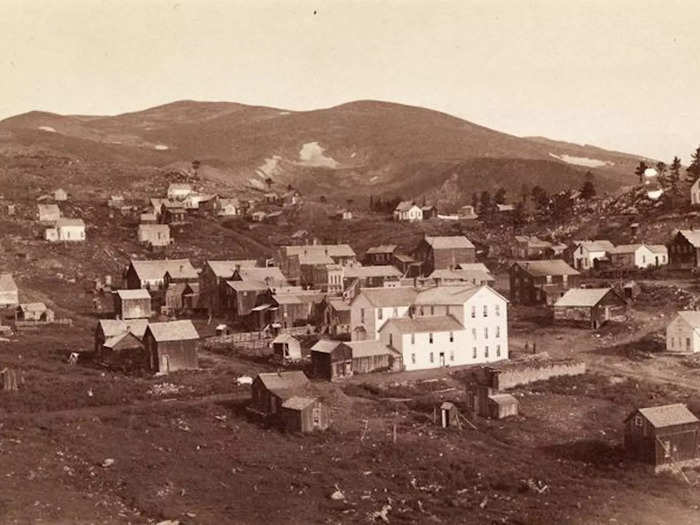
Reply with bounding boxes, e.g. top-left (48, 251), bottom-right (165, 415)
top-left (298, 253), bottom-right (335, 265)
top-left (609, 244), bottom-right (643, 255)
top-left (19, 302), bottom-right (48, 313)
top-left (354, 287), bottom-right (418, 307)
top-left (257, 371), bottom-right (310, 396)
top-left (456, 262), bottom-right (491, 273)
top-left (414, 285), bottom-right (481, 305)
top-left (226, 280), bottom-right (268, 292)
top-left (146, 320), bottom-right (199, 342)
top-left (676, 310), bottom-right (700, 328)
top-left (98, 318), bottom-right (149, 339)
top-left (311, 339), bottom-right (346, 353)
top-left (235, 266), bottom-right (287, 284)
top-left (365, 244), bottom-right (398, 255)
top-left (346, 340), bottom-right (399, 358)
top-left (678, 230), bottom-right (700, 248)
top-left (281, 396), bottom-right (318, 411)
top-left (38, 203), bottom-right (60, 217)
top-left (55, 218), bottom-right (85, 228)
top-left (138, 223), bottom-right (170, 234)
top-left (103, 331), bottom-right (144, 350)
top-left (272, 333), bottom-right (299, 344)
top-left (554, 288), bottom-right (615, 308)
top-left (424, 236), bottom-right (474, 250)
top-left (167, 183), bottom-right (192, 192)
top-left (116, 289), bottom-right (151, 300)
top-left (283, 244), bottom-right (356, 259)
top-left (514, 259), bottom-right (580, 277)
top-left (428, 269), bottom-right (495, 283)
top-left (578, 240), bottom-right (615, 252)
top-left (646, 244), bottom-right (668, 254)
top-left (327, 298), bottom-right (351, 311)
top-left (0, 273), bottom-right (18, 293)
top-left (380, 315), bottom-right (463, 334)
top-left (632, 404), bottom-right (699, 428)
top-left (130, 259), bottom-right (196, 283)
top-left (207, 260), bottom-right (258, 278)
top-left (395, 200), bottom-right (419, 212)
top-left (343, 265), bottom-right (402, 279)
top-left (165, 264), bottom-right (199, 281)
